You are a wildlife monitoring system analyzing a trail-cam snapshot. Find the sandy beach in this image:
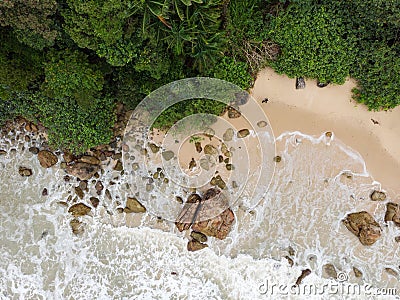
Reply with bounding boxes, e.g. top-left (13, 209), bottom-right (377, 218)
top-left (251, 67), bottom-right (400, 198)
